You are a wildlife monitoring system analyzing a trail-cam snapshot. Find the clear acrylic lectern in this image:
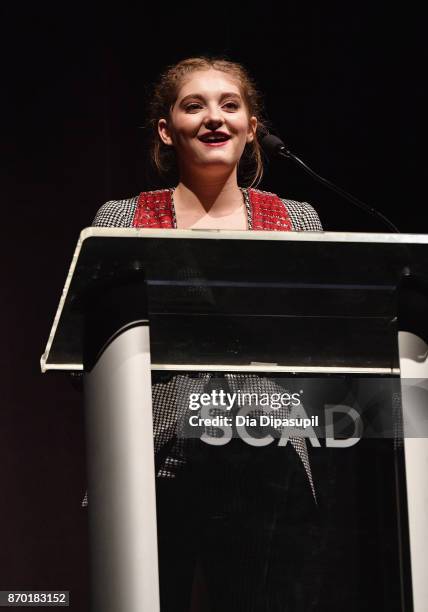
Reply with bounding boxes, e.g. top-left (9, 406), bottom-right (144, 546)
top-left (41, 228), bottom-right (428, 612)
